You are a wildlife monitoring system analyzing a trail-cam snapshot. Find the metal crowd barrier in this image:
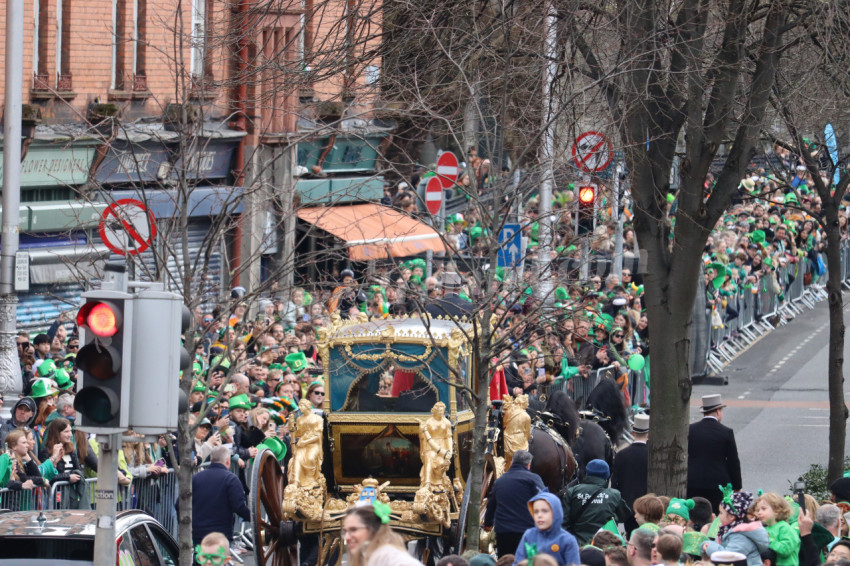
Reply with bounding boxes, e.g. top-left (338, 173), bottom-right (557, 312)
top-left (0, 485), bottom-right (48, 511)
top-left (701, 249), bottom-right (834, 376)
top-left (48, 470), bottom-right (178, 538)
